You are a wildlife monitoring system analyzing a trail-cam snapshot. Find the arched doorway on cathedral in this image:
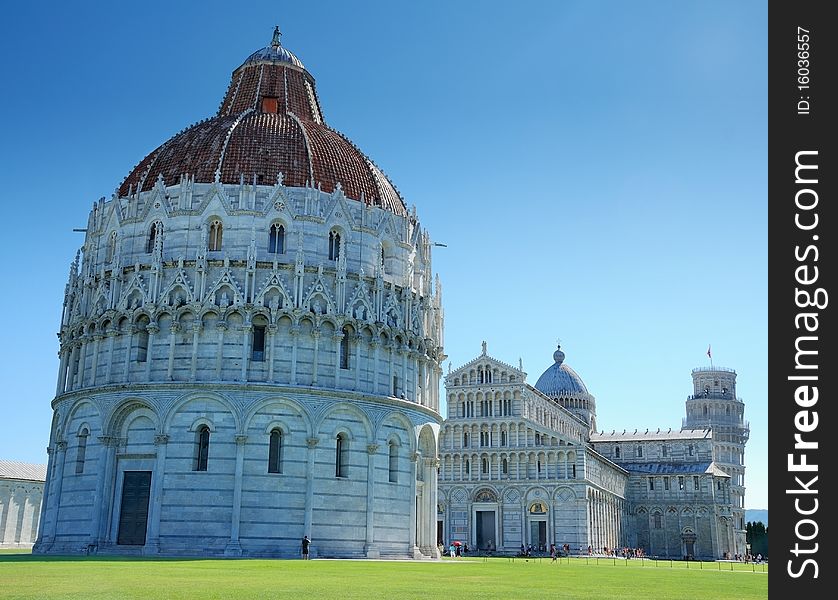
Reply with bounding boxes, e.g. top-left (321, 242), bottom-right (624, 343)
top-left (681, 527), bottom-right (697, 559)
top-left (527, 501), bottom-right (548, 552)
top-left (472, 489), bottom-right (498, 551)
